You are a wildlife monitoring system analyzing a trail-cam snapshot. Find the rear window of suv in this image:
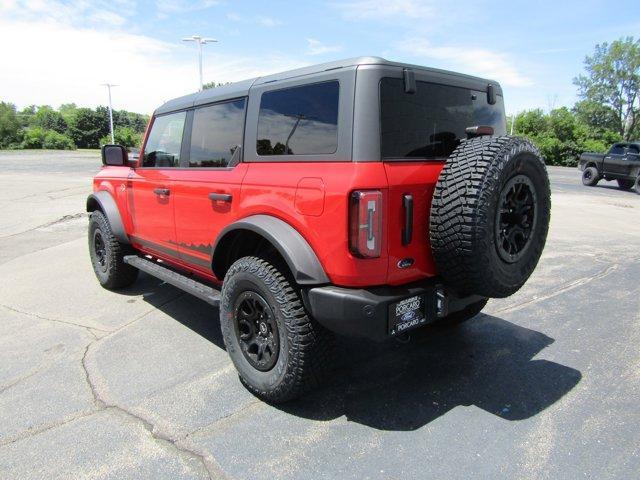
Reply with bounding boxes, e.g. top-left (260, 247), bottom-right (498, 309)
top-left (257, 81), bottom-right (339, 156)
top-left (380, 77), bottom-right (506, 160)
